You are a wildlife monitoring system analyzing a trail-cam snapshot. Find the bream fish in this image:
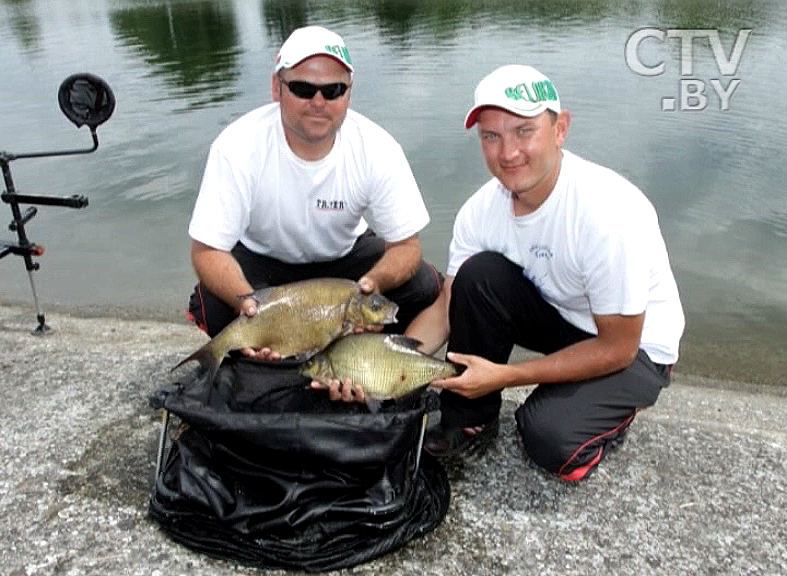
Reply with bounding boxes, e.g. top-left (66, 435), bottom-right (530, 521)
top-left (299, 332), bottom-right (460, 400)
top-left (173, 278), bottom-right (399, 383)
